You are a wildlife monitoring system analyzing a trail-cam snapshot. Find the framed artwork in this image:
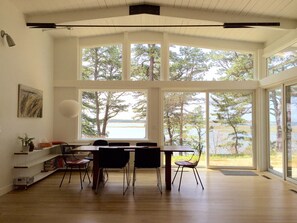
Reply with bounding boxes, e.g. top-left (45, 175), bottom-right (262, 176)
top-left (18, 84), bottom-right (43, 118)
